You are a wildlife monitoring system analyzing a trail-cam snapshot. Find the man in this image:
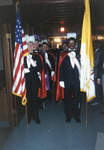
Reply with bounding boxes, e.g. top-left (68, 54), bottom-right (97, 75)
top-left (97, 50), bottom-right (104, 102)
top-left (51, 42), bottom-right (60, 57)
top-left (32, 34), bottom-right (46, 109)
top-left (56, 39), bottom-right (68, 69)
top-left (33, 34), bottom-right (40, 52)
top-left (24, 35), bottom-right (43, 124)
top-left (91, 40), bottom-right (102, 105)
top-left (97, 51), bottom-right (104, 115)
top-left (62, 39), bottom-right (68, 52)
top-left (40, 39), bottom-right (55, 101)
top-left (56, 32), bottom-right (81, 123)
